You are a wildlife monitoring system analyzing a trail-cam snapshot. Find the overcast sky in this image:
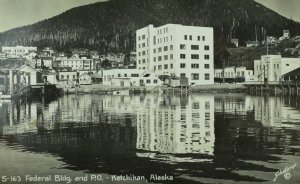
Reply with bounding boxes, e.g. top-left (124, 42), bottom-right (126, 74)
top-left (0, 0), bottom-right (299, 33)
